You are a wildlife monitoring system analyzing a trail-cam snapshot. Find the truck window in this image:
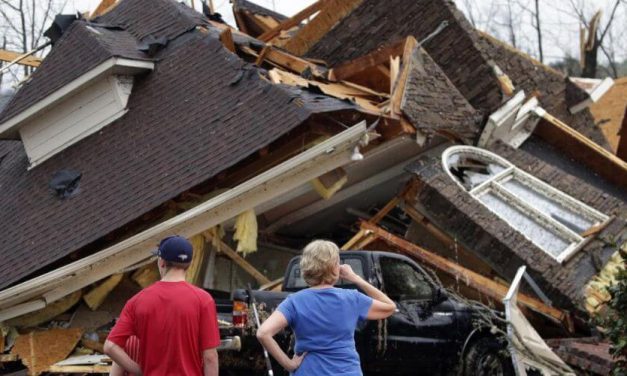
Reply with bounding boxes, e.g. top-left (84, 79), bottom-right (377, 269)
top-left (380, 257), bottom-right (433, 301)
top-left (285, 257), bottom-right (365, 289)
